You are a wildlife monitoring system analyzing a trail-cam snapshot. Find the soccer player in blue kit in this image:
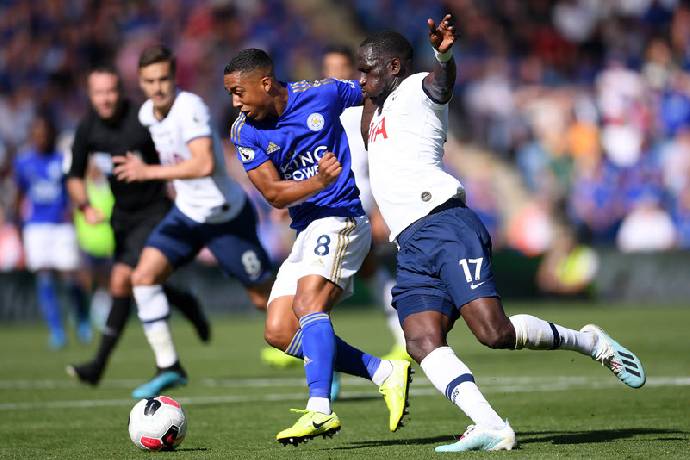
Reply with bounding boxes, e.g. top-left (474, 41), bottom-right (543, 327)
top-left (14, 114), bottom-right (90, 348)
top-left (358, 15), bottom-right (646, 452)
top-left (223, 49), bottom-right (411, 445)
